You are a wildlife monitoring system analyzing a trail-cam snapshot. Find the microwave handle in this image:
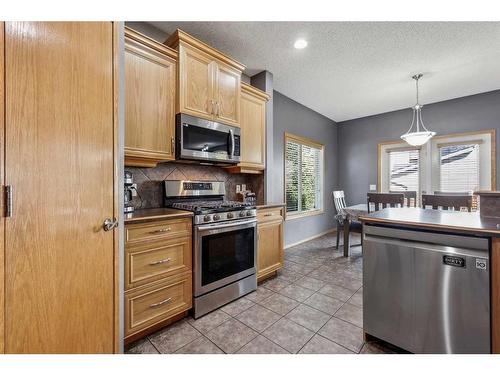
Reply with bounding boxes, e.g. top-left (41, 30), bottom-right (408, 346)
top-left (228, 129), bottom-right (235, 159)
